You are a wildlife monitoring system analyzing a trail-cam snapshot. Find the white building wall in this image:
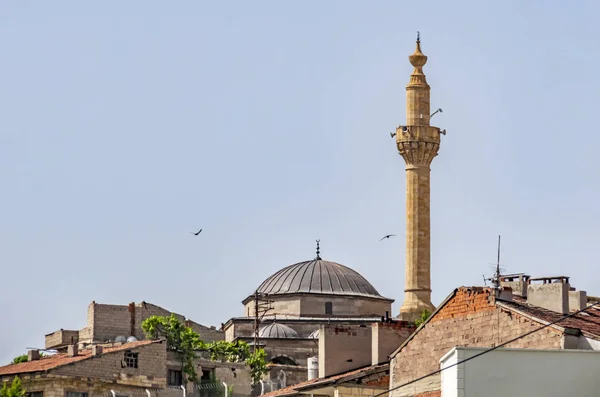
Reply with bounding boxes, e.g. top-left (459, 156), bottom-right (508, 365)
top-left (440, 347), bottom-right (600, 397)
